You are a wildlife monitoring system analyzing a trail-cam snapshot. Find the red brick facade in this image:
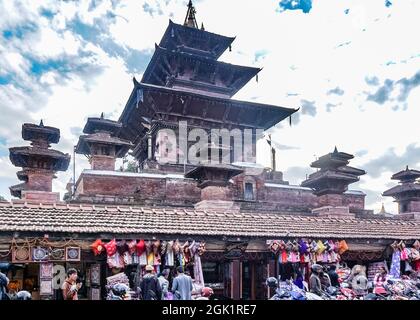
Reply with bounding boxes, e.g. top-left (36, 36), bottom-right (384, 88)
top-left (73, 170), bottom-right (367, 214)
